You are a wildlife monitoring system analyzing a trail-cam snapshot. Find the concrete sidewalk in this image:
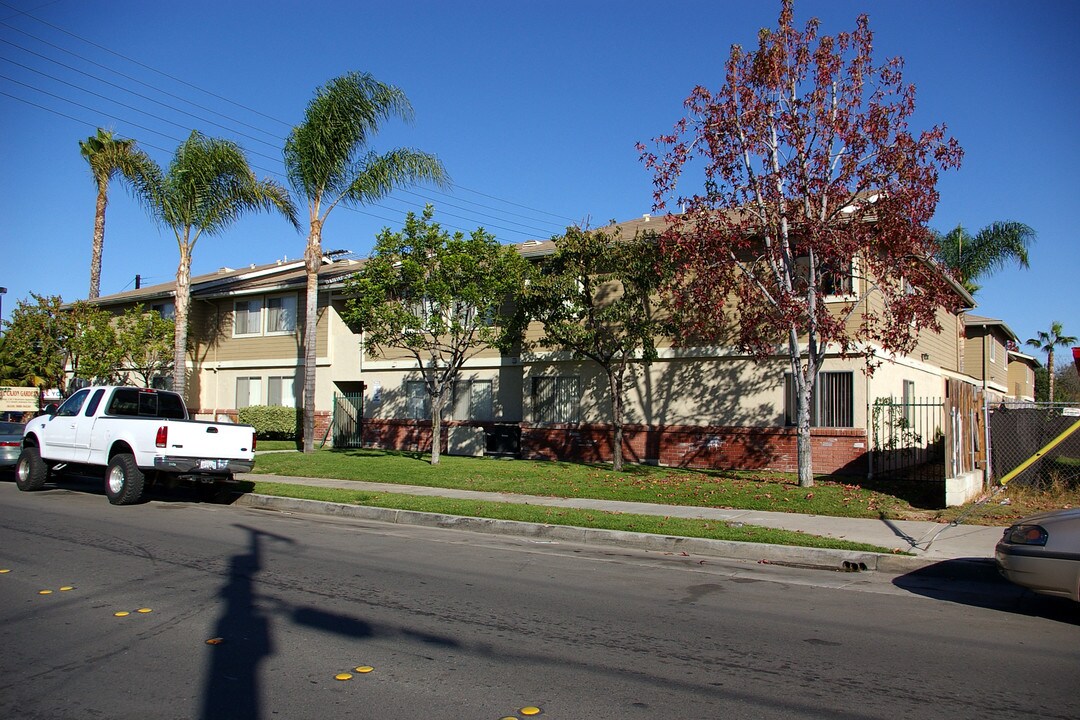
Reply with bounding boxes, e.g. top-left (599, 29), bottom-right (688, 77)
top-left (235, 472), bottom-right (1006, 574)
